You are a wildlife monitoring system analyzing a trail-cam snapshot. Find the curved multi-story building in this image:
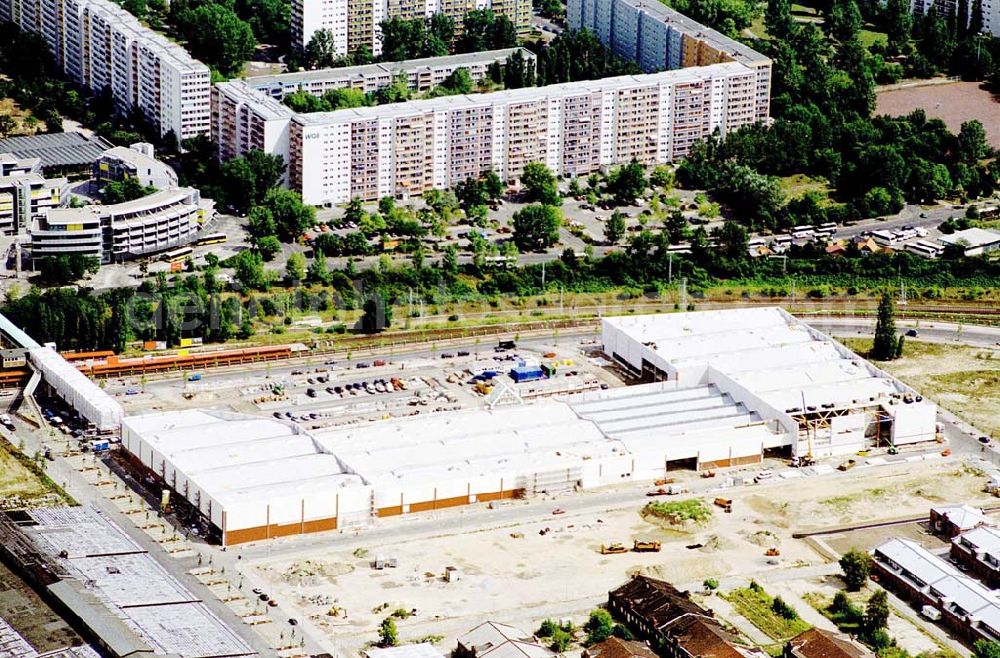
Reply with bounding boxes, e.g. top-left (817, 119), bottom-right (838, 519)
top-left (30, 187), bottom-right (213, 264)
